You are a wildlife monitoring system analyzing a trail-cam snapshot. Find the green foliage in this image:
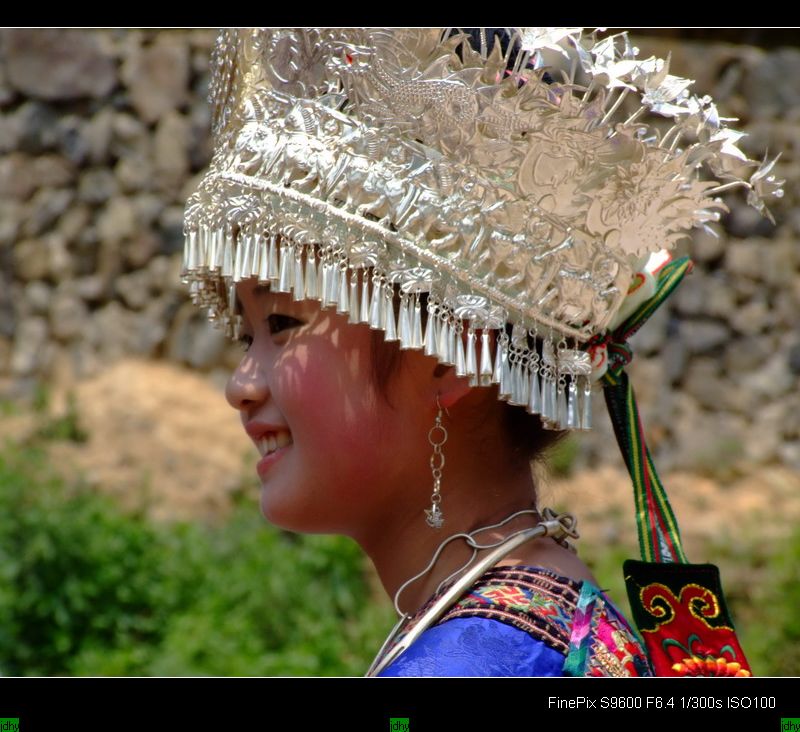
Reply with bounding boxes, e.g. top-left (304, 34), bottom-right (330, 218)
top-left (31, 393), bottom-right (88, 444)
top-left (704, 527), bottom-right (800, 677)
top-left (546, 436), bottom-right (580, 478)
top-left (750, 528), bottom-right (800, 676)
top-left (31, 384), bottom-right (50, 414)
top-left (0, 444), bottom-right (394, 676)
